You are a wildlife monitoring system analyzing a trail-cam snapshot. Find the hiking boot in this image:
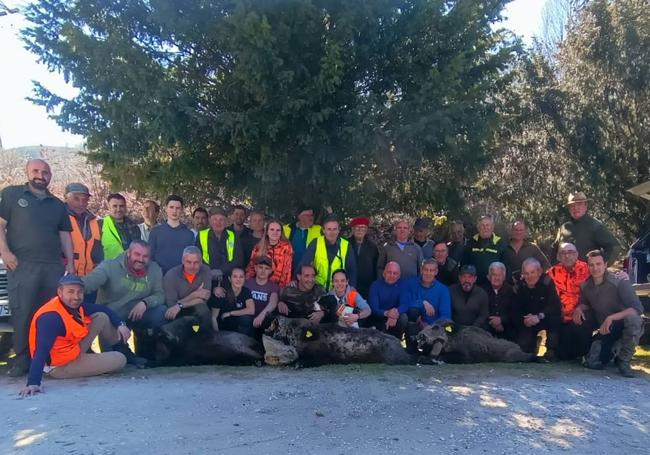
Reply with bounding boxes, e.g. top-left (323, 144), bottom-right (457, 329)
top-left (616, 359), bottom-right (635, 378)
top-left (542, 349), bottom-right (557, 362)
top-left (113, 342), bottom-right (148, 369)
top-left (584, 359), bottom-right (606, 370)
top-left (7, 361), bottom-right (29, 377)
